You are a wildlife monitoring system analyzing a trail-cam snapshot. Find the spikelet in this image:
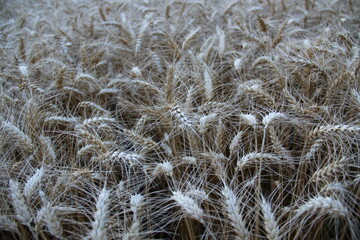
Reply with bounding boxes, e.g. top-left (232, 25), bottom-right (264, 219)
top-left (181, 156), bottom-right (197, 165)
top-left (310, 157), bottom-right (347, 183)
top-left (320, 182), bottom-right (347, 197)
top-left (124, 193), bottom-right (144, 240)
top-left (44, 116), bottom-right (78, 125)
top-left (89, 188), bottom-right (110, 240)
top-left (268, 127), bottom-right (291, 159)
top-left (203, 68), bottom-right (213, 101)
top-left (221, 186), bottom-right (250, 240)
top-left (110, 151), bottom-right (142, 167)
top-left (199, 113), bottom-right (217, 134)
top-left (76, 128), bottom-right (108, 154)
top-left (260, 197), bottom-right (280, 240)
top-left (37, 194), bottom-right (63, 239)
top-left (24, 168), bottom-right (44, 199)
top-left (131, 79), bottom-right (162, 93)
top-left (240, 114), bottom-right (257, 128)
top-left (183, 86), bottom-right (195, 110)
top-left (295, 196), bottom-right (348, 218)
top-left (234, 58), bottom-right (243, 71)
top-left (170, 106), bottom-right (193, 130)
top-left (216, 27), bottom-right (226, 57)
top-left (18, 37), bottom-right (26, 60)
top-left (0, 118), bottom-right (32, 152)
top-left (78, 101), bottom-right (110, 115)
top-left (171, 191), bottom-right (204, 223)
top-left (186, 187), bottom-right (208, 201)
top-left (9, 179), bottom-right (32, 226)
top-left (133, 114), bottom-right (148, 133)
top-left (130, 67), bottom-right (141, 78)
top-left (237, 152), bottom-right (281, 170)
top-left (135, 21), bottom-right (150, 55)
top-left (229, 131), bottom-right (244, 155)
top-left (182, 27), bottom-right (201, 49)
top-left (165, 65), bottom-right (175, 104)
top-left (245, 84), bottom-right (275, 106)
top-left (123, 221), bottom-right (140, 240)
top-left (97, 88), bottom-right (120, 96)
top-left (55, 66), bottom-right (66, 89)
top-left (130, 194), bottom-right (144, 218)
top-left (348, 47), bottom-right (359, 76)
top-left (257, 15), bottom-right (269, 33)
top-left (262, 112), bottom-right (286, 128)
top-left (77, 144), bottom-right (98, 157)
top-left (61, 84), bottom-right (84, 94)
top-left (122, 129), bottom-right (161, 152)
top-left (39, 135), bottom-right (56, 163)
top-left (308, 124), bottom-right (360, 139)
top-left (151, 52), bottom-right (163, 73)
top-left (82, 117), bottom-right (116, 128)
top-left (153, 161), bottom-right (174, 177)
top-left (304, 138), bottom-right (324, 161)
top-left (0, 216), bottom-right (19, 233)
top-left (18, 64), bottom-right (29, 78)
